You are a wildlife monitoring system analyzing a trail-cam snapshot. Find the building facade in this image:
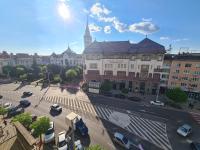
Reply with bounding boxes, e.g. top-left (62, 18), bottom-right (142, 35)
top-left (168, 53), bottom-right (200, 100)
top-left (50, 46), bottom-right (83, 67)
top-left (0, 51), bottom-right (12, 73)
top-left (83, 38), bottom-right (166, 94)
